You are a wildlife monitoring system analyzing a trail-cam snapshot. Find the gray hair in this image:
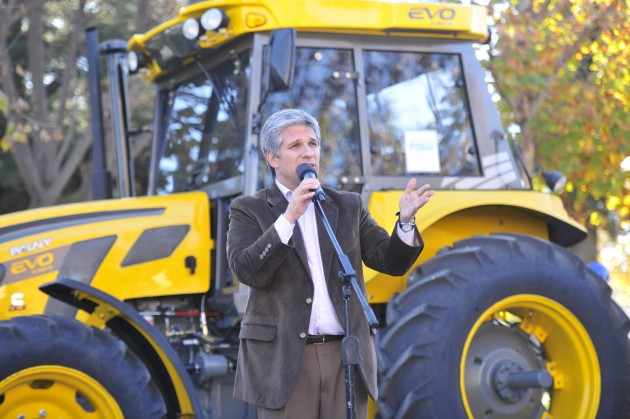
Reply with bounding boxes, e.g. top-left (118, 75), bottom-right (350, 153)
top-left (260, 109), bottom-right (321, 176)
